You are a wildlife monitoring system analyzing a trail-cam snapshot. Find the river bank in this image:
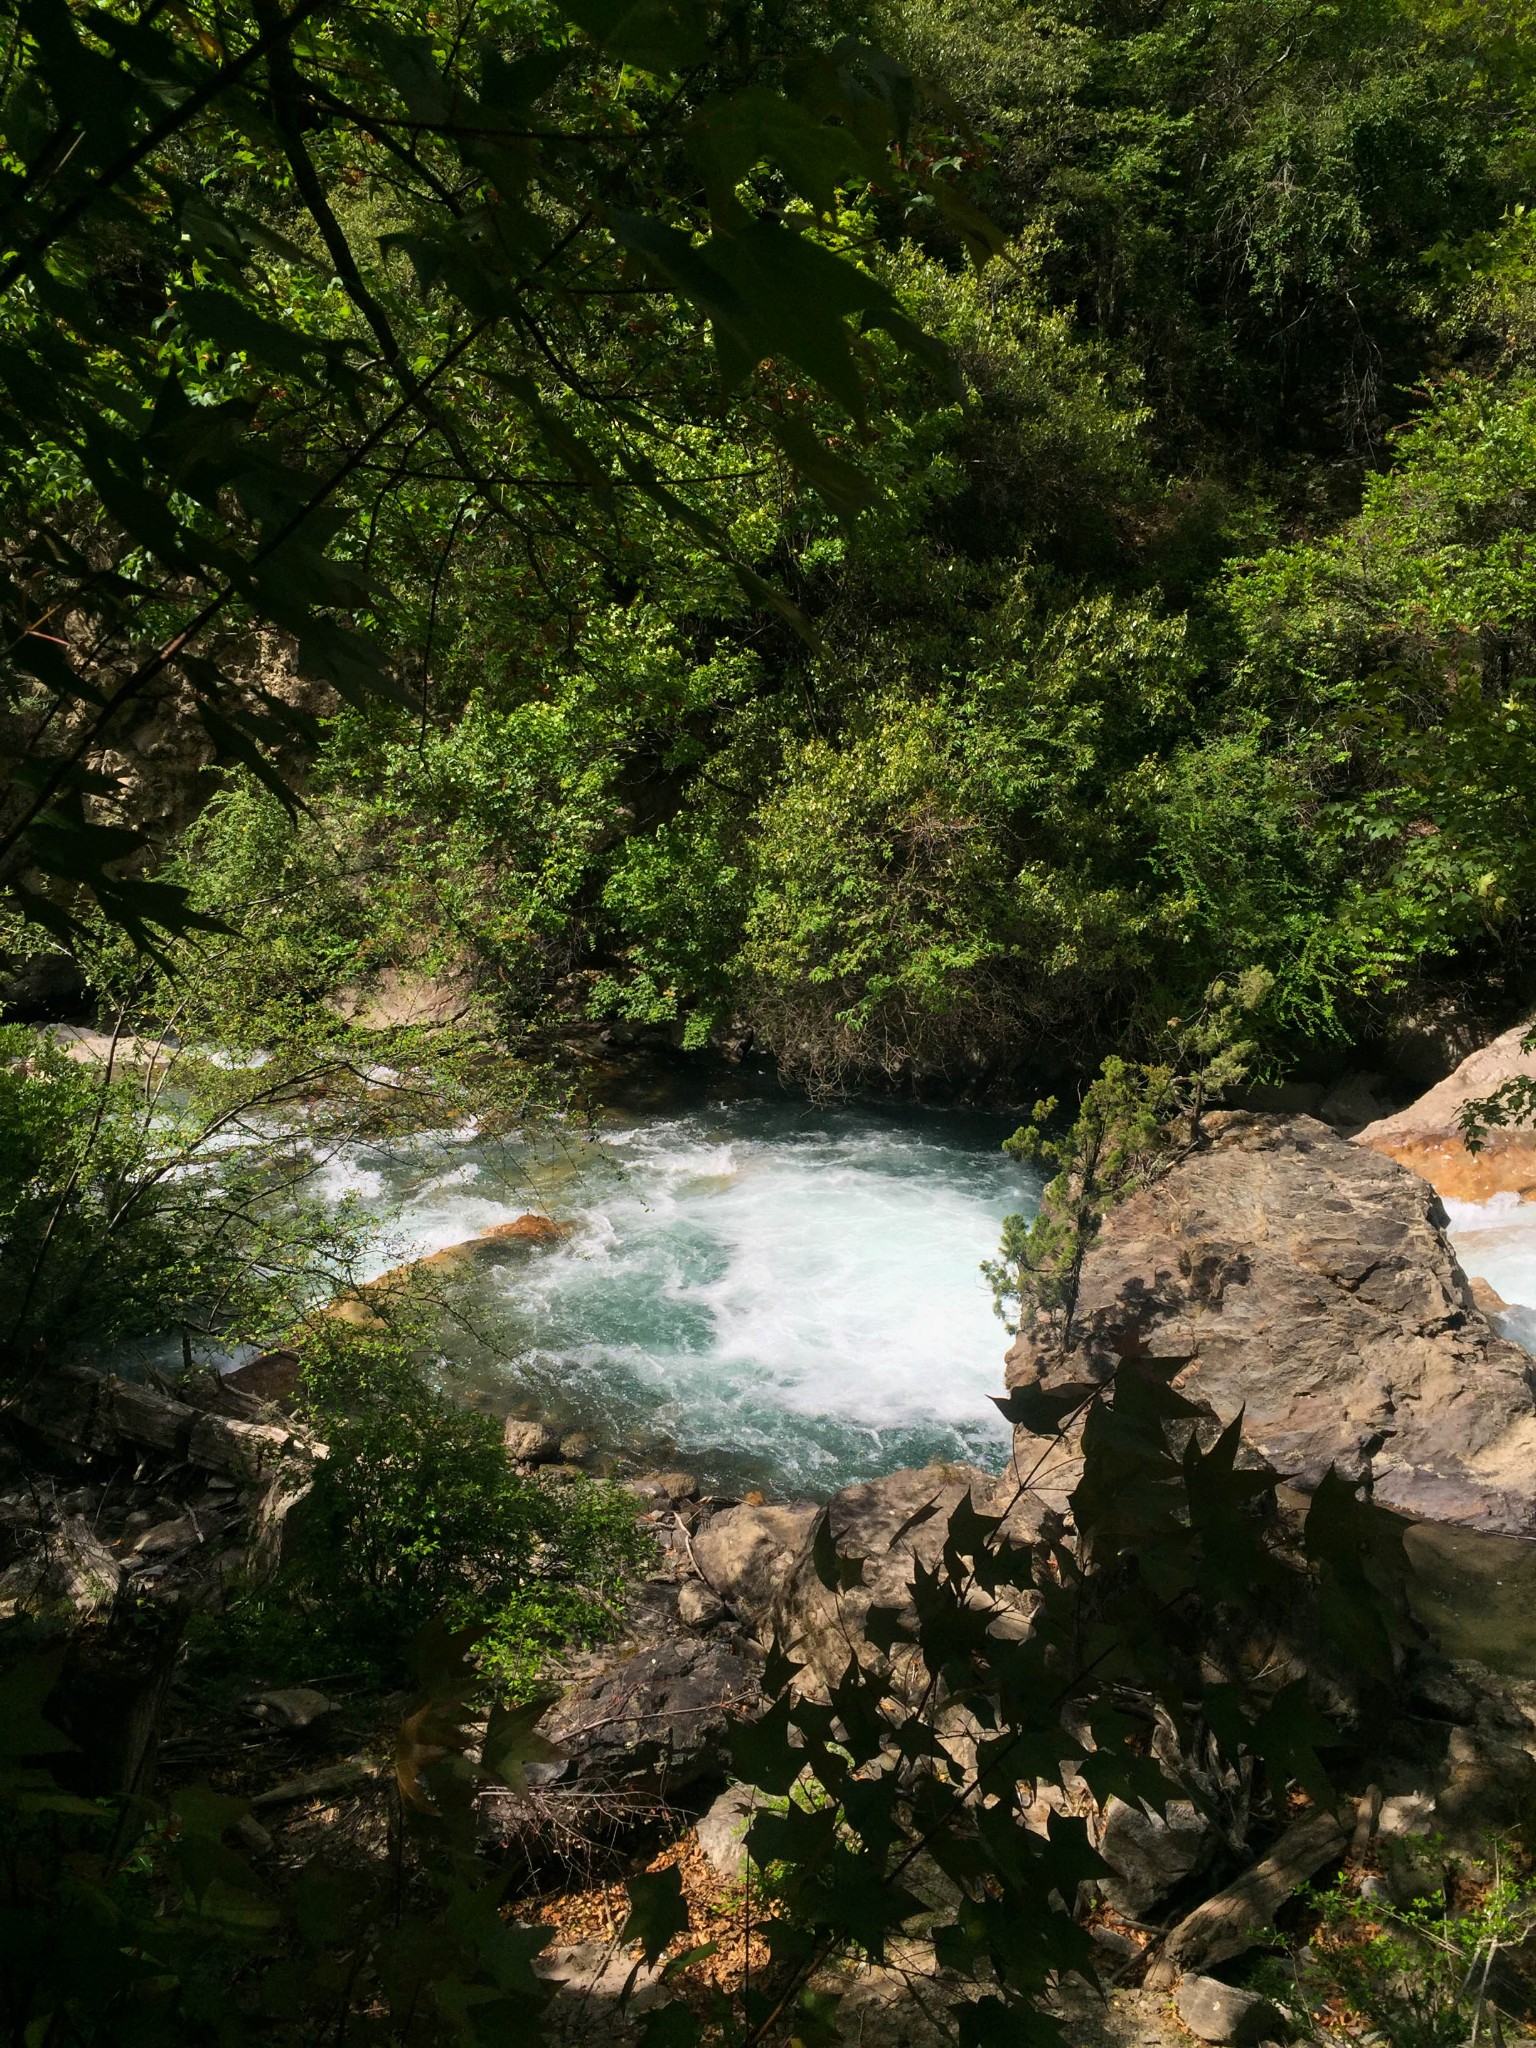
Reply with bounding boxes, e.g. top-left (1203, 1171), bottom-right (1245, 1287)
top-left (133, 1075), bottom-right (1041, 1500)
top-left (61, 1009), bottom-right (1536, 1506)
top-left (14, 1019), bottom-right (1536, 2046)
